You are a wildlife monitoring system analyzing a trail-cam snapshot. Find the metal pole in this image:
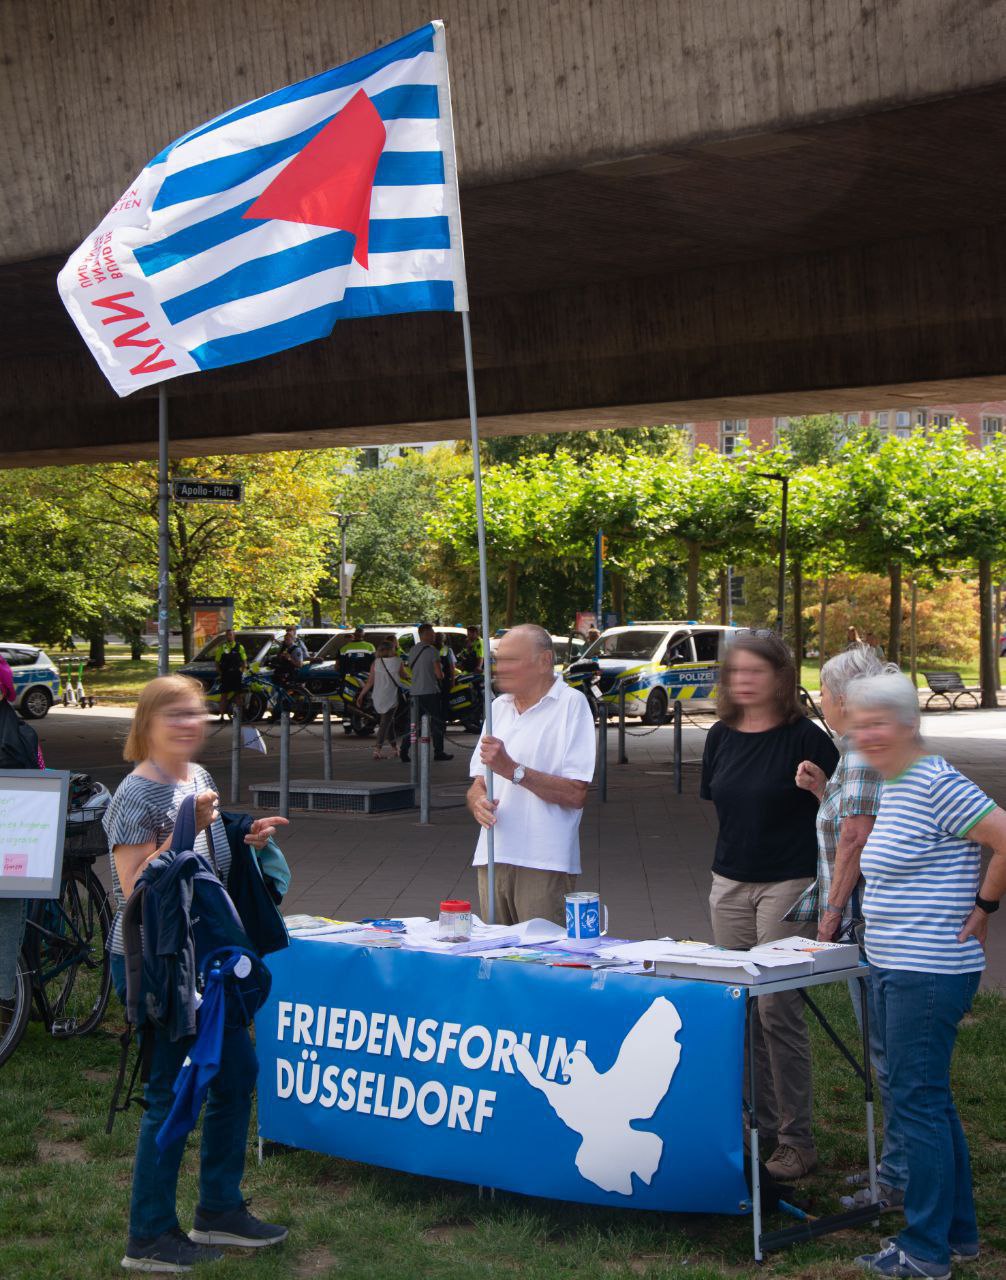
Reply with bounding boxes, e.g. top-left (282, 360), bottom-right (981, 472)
top-left (747, 1000), bottom-right (763, 1262)
top-left (409, 699), bottom-right (418, 790)
top-left (726, 565), bottom-right (735, 627)
top-left (461, 311), bottom-right (496, 922)
top-left (279, 706), bottom-right (290, 819)
top-left (322, 699), bottom-right (333, 781)
top-left (229, 703), bottom-right (241, 805)
top-left (339, 521), bottom-right (348, 628)
top-left (617, 683), bottom-right (627, 764)
top-left (673, 699), bottom-right (682, 795)
top-left (157, 386), bottom-right (170, 676)
top-left (778, 476), bottom-right (789, 638)
top-left (859, 974), bottom-right (879, 1207)
top-left (419, 713), bottom-right (431, 825)
top-left (594, 530), bottom-right (603, 625)
top-left (598, 700), bottom-right (608, 802)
